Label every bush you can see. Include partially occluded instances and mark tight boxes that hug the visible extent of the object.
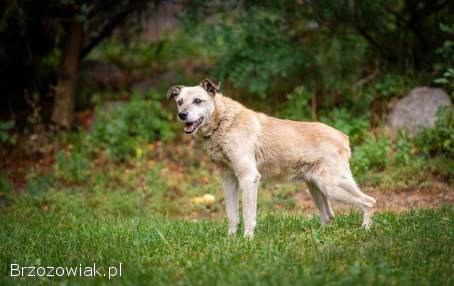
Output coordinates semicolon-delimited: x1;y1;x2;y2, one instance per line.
91;94;175;161
0;175;13;193
415;106;454;158
351;135;391;178
89;38;165;75
392;134;413;166
0;120;16;144
54;148;89;184
319;108;369;145
279;86;312;121
433;23;454;96
210;8;307;97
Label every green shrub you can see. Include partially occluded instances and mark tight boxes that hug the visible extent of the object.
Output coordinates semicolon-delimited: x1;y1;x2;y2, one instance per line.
0;120;16;144
211;9;307;97
89;33;204;79
319;108;369;145
381;155;454;188
89;38;165;75
54;148;89;184
433;23;454;96
279;86;312;121
279;88;370;145
392;134;413;166
415;106;454;157
351;136;391;178
26;175;53;195
91;94;175;161
371;74;409;101
0;175;13;193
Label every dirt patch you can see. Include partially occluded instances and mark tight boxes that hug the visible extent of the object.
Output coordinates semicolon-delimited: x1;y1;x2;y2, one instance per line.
297;182;454;215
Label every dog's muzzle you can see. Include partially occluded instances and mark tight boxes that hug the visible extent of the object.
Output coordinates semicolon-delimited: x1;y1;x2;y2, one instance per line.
184;117;203;134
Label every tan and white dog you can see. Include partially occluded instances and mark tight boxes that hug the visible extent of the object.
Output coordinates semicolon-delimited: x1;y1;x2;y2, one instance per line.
167;79;376;238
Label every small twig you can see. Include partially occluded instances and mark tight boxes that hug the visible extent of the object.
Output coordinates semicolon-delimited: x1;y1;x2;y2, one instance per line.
353;70;379;88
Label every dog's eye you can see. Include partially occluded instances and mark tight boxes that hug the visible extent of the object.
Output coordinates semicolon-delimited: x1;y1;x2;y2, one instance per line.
193;98;202;104
177;99;183;106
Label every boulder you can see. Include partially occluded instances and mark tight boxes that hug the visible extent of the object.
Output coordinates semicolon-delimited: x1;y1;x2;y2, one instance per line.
388;87;452;136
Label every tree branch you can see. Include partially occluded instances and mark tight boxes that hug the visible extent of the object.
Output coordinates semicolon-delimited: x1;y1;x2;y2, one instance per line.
80;8;133;59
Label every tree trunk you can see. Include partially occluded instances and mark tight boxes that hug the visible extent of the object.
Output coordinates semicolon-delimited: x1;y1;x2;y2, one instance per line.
311;93;317;121
52;22;83;128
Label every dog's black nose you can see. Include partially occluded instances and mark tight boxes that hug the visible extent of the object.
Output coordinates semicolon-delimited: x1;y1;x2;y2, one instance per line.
178;112;188;120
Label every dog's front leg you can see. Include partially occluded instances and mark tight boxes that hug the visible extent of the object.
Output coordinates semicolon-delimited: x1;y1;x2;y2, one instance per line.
237;165;261;239
221;169;239;236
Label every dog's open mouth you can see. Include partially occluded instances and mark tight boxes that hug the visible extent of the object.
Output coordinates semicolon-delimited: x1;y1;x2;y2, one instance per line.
184;117;203;134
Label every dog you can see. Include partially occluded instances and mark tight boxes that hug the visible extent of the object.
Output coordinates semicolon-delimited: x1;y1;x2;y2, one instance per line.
167;79;376;238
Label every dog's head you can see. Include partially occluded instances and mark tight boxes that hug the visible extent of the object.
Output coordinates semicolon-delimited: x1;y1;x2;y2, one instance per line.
167;79;220;135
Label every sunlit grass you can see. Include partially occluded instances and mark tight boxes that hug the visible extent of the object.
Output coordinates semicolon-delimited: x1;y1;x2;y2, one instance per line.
1;189;453;285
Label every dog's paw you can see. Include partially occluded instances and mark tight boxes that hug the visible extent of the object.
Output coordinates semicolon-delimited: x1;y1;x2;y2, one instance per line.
361;221;372;230
243;229;254;239
228;227;237;236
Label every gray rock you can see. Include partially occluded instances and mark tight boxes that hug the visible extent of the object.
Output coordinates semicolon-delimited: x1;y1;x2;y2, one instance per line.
388;87;452;136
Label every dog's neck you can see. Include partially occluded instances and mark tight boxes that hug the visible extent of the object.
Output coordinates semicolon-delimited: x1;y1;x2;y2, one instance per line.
201;93;241;139
201;93;224;139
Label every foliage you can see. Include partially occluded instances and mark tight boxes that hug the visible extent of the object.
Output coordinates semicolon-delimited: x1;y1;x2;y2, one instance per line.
181;0;452;100
90;38;166;76
351;135;391;177
313;34;367;93
0;120;16;144
0;0;153;122
25;175;53;196
0;174;13;193
392;134;413;166
279;86;312;121
90;31;209;79
91;94;175;161
415;106;454;157
433;23;454;96
381;156;454;188
319;108;369;145
311;0;453;69
198;6;307;96
54;148;89;184
370;74;410;101
180;1;370;97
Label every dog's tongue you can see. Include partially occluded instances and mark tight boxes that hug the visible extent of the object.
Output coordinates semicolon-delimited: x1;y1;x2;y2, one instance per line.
184;122;195;132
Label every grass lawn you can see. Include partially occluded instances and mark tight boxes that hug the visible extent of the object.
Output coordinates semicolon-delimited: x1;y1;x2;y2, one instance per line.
1;190;453;285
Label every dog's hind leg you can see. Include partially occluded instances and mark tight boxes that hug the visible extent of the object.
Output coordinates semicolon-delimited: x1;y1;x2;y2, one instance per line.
338;176;376;228
313;172;376;229
221;168;240;236
307;182;335;224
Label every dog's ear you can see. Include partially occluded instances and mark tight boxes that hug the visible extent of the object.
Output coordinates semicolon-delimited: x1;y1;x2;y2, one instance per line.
200;78;221;96
166;85;183;100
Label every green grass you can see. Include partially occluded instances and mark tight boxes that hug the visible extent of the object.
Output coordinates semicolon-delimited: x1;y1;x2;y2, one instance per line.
1;190;453;285
1;128;453;285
